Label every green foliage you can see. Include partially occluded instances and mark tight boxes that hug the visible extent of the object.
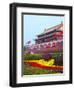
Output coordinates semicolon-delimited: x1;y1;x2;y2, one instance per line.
52;53;59;59
23;64;59;75
53;53;63;66
24;54;42;60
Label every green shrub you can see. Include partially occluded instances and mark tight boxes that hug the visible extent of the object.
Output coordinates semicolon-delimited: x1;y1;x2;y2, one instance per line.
24;54;42;60
53;53;63;66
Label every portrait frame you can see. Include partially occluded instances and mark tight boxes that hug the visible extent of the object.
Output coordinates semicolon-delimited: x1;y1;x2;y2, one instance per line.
10;3;72;87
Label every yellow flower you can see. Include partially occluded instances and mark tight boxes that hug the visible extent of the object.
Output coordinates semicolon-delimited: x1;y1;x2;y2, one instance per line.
24;59;55;66
36;59;54;66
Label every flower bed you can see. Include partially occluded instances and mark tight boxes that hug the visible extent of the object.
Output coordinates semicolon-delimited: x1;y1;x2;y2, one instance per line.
24;62;63;70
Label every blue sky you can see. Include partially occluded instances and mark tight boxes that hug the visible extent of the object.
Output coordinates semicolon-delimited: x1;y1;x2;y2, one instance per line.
23;14;64;45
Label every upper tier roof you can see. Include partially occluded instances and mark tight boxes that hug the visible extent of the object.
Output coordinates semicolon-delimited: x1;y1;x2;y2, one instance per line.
37;22;63;37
